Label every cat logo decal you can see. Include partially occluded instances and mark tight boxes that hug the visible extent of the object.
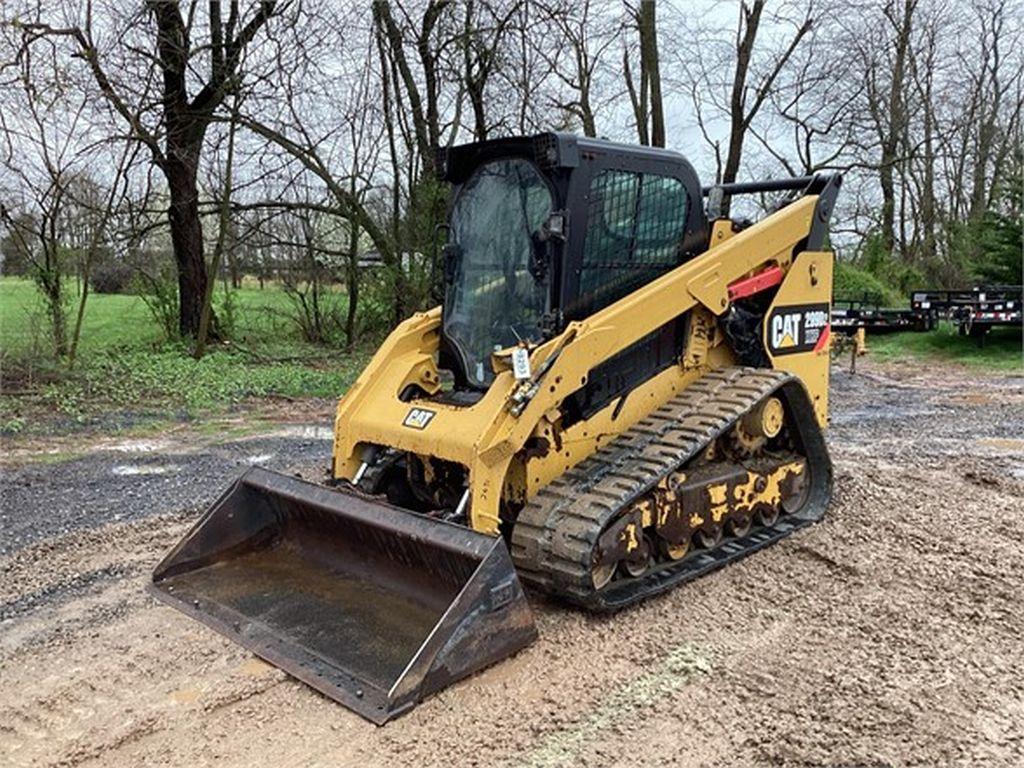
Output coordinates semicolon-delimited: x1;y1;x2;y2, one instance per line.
766;303;830;356
402;407;436;430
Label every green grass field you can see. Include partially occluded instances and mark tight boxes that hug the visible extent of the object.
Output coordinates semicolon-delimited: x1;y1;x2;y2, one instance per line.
0;277;368;434
865;322;1022;372
0;275;314;355
1;276;160;355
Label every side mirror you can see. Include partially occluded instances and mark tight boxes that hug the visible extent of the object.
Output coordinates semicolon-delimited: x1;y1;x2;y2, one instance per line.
529;210;566;283
540;211;567;242
529;232;551;283
442;242;461;284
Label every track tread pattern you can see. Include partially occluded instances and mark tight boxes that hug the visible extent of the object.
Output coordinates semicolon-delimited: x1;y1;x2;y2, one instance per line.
510;366;831;611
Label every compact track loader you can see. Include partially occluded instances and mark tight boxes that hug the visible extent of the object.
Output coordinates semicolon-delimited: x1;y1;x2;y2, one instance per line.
152;134;840;723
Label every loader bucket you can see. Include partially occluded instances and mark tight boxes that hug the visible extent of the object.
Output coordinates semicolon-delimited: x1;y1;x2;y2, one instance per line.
150;467;537;724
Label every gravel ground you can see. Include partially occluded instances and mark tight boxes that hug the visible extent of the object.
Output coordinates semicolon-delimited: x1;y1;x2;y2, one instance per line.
0;426;333;557
1;359;1022;768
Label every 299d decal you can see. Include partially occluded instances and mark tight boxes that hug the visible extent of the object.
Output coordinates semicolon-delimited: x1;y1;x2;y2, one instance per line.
765;303;831;356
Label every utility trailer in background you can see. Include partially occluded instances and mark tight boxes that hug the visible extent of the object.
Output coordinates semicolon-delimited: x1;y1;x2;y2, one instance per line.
831;292;934;336
910;285;1022;342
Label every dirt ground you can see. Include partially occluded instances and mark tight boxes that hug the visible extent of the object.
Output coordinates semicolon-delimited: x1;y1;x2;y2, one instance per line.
2;359;1023;768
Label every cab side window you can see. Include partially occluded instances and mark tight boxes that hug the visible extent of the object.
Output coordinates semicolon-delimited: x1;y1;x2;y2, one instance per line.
573;170;688;317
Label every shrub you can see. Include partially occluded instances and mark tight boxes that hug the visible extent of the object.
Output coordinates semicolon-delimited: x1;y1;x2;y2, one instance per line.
90;261;135;294
134;268;180;341
857;231;925;297
833;260;904;306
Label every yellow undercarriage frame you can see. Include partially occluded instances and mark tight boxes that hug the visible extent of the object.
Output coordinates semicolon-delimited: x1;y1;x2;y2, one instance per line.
333;196;833;536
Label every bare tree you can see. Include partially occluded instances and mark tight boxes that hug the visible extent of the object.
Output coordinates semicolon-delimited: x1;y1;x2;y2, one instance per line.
679;0;814;216
747;23;863;177
864;0;917;255
459;1;523;140
962;0;1023;223
722;2;814;189
535;0;620;136
904;4;941;268
373;1;449;164
624;0;665;146
0;39;91;358
497;2;556;134
9;1;286;338
65;143;139;366
194;93;240;359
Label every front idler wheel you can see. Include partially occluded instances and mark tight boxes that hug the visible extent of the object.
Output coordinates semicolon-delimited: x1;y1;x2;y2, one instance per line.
781;472;810;515
591;551;617;590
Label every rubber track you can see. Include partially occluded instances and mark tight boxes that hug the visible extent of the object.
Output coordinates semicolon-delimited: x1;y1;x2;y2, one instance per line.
510;366;832;611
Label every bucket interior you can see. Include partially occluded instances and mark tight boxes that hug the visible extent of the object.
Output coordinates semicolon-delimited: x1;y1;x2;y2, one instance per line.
151;470;520;720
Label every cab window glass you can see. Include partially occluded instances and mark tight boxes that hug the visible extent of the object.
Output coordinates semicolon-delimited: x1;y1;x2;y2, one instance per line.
574;170;688;316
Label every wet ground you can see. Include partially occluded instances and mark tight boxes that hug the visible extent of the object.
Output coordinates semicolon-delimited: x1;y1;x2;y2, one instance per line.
1;359;1023;767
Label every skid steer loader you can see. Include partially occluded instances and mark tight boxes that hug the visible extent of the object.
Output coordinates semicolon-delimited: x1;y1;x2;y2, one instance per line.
152;134;840;723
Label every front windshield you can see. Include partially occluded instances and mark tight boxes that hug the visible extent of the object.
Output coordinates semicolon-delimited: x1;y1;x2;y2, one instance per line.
445;158;552;388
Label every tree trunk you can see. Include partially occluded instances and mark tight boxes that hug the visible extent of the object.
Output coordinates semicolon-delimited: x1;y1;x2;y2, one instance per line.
919;111;936;266
226;225;242;288
720;0;765;215
164;152;208;339
579;81;597;137
879;162;897;254
195;103;237;360
638;0;664;147
470;88;488;141
623;48;648;145
346;218;360;349
879;0;915;256
44;274;67;359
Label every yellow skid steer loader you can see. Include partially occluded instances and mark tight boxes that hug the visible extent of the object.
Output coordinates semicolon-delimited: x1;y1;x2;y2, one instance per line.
152;134;840;723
